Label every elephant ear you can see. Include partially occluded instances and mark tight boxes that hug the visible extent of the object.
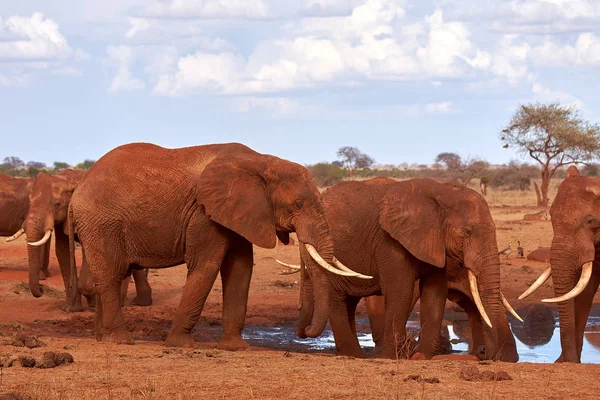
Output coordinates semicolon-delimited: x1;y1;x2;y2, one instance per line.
379;190;446;268
197;156;277;249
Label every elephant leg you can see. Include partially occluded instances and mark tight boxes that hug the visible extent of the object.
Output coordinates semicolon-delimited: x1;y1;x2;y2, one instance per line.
418;265;447;359
573;271;600;359
329;293;364;357
366;295;385;354
85;247;132;344
217;237;252;351
452;295;485;357
131;268;153;306
55;228;83;312
41;236;51;279
380;258;418;359
166;221;228;348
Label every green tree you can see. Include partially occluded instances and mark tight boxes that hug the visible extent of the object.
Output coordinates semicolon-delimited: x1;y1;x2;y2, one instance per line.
53;161;71;171
500;102;600;207
435;152;489;186
307;163;347;187
75;159;96;170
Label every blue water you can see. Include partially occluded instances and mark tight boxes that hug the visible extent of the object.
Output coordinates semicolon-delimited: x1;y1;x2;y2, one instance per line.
242;310;600;363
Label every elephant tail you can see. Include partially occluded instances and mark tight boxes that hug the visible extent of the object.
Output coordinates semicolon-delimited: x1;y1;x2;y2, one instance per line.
67;203;79;307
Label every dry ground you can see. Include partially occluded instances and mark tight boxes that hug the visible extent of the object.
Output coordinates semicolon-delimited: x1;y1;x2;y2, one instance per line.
1;181;600;399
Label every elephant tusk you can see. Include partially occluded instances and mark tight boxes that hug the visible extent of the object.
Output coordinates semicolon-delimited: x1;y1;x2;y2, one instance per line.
542;261;593;303
275;259;301;270
304;244;373;279
27;230;52;247
5;228;25;242
279;269;301;275
501;292;523;323
332;256;373;280
468;270;493;328
518;267;552;300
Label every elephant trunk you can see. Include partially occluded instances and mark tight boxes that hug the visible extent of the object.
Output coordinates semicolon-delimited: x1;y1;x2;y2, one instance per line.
25;213;54;298
295;212;334;339
549;237;583;362
477;246;502;360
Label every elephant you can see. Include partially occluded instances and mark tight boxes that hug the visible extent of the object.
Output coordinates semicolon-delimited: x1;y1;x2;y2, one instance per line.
520;166;600;362
19;169;153;311
292;177;519;359
1;172;52;279
66;142;354;349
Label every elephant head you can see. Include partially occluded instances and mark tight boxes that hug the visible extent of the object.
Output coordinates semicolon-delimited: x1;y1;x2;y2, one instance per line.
196;153;360;337
25;169;84;298
521;166;600;362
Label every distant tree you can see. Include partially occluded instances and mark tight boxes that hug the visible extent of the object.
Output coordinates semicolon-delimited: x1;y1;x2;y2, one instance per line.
435;152;489;186
3;156;24;170
26;161;46;169
500;102;600;207
336;146;374;177
53;161;71;171
582;163;600;177
331;160;344;168
27;167;42;178
75;159;96;170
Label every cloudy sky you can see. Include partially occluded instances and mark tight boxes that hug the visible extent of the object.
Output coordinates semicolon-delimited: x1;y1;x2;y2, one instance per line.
1;0;599;167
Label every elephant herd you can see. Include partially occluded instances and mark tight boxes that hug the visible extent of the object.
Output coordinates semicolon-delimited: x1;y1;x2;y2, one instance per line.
0;142;598;363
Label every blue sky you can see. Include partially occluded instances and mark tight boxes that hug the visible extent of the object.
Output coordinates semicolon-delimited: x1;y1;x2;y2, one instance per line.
1;0;599;167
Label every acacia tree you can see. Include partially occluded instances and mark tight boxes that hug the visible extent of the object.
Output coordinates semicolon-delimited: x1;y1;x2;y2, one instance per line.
500;102;600;207
435;152;489;186
336;146;374;177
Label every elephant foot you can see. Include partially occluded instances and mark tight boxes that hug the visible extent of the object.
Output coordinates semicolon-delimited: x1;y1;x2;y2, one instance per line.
165;333;197;348
131;295;153;307
217;336;249;351
39;271;47;281
42;267;51;278
101;329;134;345
60;299;84;313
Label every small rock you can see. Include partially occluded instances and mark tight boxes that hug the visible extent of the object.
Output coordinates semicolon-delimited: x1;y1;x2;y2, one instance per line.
422;377;440;384
494;371;513;381
273;280;296;288
459;365;480;381
36;352;57;369
10;334;44;349
53;352;74;366
17;356;36;368
404;375;421;382
479;371;496;381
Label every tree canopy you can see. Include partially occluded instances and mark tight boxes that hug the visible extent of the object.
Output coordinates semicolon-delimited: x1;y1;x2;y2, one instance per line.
434;152;489;186
336;146;374;176
500;102;600;206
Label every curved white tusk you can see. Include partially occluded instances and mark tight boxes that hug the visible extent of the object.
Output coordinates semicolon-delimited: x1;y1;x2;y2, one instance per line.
518;267;552;300
501;292;523;323
468;270;493;328
304;244;373;279
5;228;25;242
332;256;373;280
542;261;593;303
279;269;301;275
27;230;52;247
275;259;301;270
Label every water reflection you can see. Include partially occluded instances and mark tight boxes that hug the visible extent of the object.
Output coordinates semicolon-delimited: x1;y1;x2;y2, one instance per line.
241;304;600;363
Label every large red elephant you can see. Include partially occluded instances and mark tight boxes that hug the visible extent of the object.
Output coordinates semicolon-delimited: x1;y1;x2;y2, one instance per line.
67;142;356;349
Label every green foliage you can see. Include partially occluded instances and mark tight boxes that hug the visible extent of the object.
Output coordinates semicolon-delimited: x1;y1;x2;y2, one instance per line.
582;163;600;177
434;152;489;186
486;161;538;191
75;159;96;170
336;146;375;175
307;163;348;187
53;161;71;171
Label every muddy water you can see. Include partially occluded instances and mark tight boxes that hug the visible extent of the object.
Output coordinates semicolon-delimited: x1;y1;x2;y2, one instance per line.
242;305;600;363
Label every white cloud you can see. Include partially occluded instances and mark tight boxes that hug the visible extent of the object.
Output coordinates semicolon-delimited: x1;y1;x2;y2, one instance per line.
234;96;299;116
153;52;244;96
0;13;72;60
107;46;145;93
301;0;355;17
426;101;453;114
530;33;600;67
125;17;150;38
0;73;28;86
145;0;270;20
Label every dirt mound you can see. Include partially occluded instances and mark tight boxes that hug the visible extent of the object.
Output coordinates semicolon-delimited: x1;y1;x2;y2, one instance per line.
527;247;551;262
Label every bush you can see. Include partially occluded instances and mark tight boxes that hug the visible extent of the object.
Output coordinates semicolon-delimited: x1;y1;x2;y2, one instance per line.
307;163;347;187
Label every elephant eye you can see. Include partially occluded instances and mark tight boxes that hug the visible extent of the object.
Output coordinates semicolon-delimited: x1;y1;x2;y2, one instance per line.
294;199;304;210
587;218;595;225
464;227;473;236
